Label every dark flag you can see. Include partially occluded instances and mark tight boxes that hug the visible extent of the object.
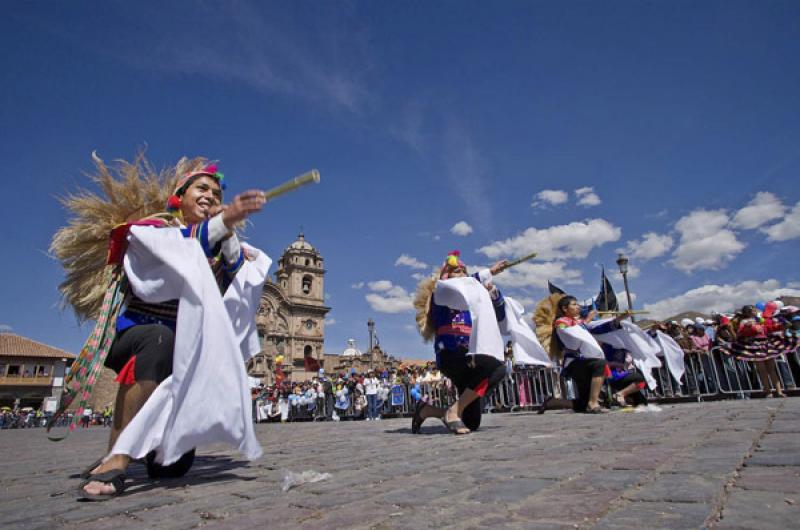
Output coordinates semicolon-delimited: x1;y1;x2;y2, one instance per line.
595;268;618;312
548;281;565;295
304;355;321;373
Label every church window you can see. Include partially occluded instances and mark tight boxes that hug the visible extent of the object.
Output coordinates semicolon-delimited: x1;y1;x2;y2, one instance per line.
302;275;313;294
304;345;313;357
7;365;19;376
305;258;310;266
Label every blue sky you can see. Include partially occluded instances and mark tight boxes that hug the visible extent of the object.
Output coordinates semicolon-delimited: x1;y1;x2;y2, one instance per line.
2;1;799;360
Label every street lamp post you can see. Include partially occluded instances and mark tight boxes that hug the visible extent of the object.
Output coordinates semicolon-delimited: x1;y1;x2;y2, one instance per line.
616;253;635;322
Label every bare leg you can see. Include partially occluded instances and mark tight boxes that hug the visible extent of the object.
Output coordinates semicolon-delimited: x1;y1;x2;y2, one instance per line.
755;362;774;396
613;382;640;406
765;359;785;397
83;380;158;496
588;375;604;410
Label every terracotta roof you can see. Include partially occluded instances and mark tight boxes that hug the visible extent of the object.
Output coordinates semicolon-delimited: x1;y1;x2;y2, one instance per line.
0;333;76;359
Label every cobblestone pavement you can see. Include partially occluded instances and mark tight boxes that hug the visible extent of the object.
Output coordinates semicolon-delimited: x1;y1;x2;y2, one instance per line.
2;398;799;529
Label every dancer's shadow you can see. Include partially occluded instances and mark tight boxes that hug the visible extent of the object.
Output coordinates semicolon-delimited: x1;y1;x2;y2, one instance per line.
124;455;256;495
384;424;502;435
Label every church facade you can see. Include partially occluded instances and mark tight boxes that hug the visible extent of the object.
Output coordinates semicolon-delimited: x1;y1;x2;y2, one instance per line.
248;233;331;383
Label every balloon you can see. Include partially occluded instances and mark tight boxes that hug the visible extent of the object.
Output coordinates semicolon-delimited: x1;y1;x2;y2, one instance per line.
275;355;284;364
755;302;766;311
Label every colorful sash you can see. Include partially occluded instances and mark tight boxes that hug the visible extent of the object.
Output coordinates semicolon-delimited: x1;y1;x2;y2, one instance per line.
46;266;127;440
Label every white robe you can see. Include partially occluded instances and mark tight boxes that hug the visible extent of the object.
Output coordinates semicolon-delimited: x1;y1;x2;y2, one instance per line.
556;324;606;360
590;319;662;390
433;275;504;362
654;331;686;383
109;226;270;465
500;297;551;367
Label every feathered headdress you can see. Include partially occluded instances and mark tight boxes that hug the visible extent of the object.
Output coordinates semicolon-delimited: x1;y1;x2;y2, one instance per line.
50;150;211;321
533;292;565;360
414;276;438;342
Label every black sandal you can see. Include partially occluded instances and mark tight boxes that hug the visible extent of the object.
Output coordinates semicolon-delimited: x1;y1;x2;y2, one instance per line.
77;469;127;501
586;406;607;414
411;401;426;434
79;457;105;480
442;418;470;434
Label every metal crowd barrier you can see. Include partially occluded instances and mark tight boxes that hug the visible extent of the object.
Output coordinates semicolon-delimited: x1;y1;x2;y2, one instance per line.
253;346;800;423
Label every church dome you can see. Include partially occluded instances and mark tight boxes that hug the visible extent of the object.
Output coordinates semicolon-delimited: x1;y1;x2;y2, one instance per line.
287;232;314;252
342;339;362;357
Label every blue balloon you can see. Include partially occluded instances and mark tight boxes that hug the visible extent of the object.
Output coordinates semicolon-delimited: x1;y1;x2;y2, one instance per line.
755;302;766;311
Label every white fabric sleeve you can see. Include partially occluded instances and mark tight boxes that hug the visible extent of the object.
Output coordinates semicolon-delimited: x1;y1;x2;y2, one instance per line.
208;214;242;264
477;268;493;285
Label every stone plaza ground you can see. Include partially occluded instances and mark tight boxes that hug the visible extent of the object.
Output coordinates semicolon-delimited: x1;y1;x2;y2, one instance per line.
1;398;799;529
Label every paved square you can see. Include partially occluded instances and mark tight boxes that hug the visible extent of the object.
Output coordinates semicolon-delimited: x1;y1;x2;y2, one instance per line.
2;399;798;529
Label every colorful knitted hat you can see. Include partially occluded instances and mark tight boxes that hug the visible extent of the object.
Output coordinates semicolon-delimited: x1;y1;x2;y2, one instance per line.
166;163;226;214
439;250;467;279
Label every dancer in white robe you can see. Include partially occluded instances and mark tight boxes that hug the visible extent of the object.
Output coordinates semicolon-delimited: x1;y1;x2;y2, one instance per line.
79;164;268;500
411;251;509;435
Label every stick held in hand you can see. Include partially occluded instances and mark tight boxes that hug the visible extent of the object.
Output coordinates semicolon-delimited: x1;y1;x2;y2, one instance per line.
262;169;321;201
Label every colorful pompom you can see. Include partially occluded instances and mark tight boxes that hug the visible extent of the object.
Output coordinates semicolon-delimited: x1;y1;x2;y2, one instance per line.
166;194;182;212
447;255;459;267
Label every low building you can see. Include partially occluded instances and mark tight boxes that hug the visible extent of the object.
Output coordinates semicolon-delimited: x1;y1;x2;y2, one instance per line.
0;332;75;410
322;319;403;377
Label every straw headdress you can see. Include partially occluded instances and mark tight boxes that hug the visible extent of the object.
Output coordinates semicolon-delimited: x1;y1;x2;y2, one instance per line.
50;150;210;321
413;276;437;342
533;292;565;361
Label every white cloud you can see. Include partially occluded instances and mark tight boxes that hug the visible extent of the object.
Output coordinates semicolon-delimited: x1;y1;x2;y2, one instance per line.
395;254;428;270
730;192;786;230
643;279;800;320
624;232;674;260
617;292;638;311
0;324;12;333
761;201;800;242
491;261;584;290
324;318;336;326
351;282;365;289
365;281;414;313
450;221;474;236
575;186;601;207
532;189;568;208
478;219;622;261
612;263;641;280
505;295;537;308
411;272;428;281
367;280;393;292
109;4;373;114
670;209;745;273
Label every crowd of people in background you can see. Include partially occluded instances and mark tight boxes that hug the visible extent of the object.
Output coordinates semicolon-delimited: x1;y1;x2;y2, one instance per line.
649;300;800;397
4;301;798;430
252;363;452;423
0;405;114;429
253;299;800;423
